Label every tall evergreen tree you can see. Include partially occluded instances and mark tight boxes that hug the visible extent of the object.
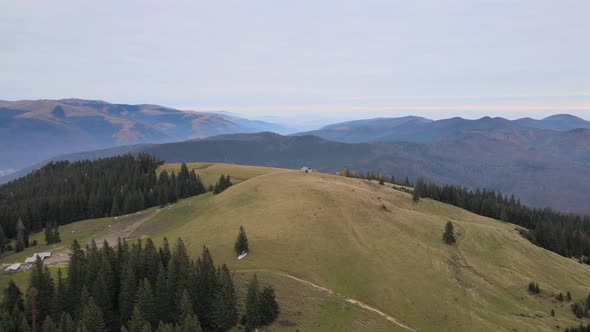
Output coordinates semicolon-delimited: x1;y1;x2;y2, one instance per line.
245;275;262;328
212;265;238;330
15;218;28;252
80;296;106;332
30;256;55;325
44;224;54;245
136;279;156;327
66;240;86;317
3;279;24;313
259;286;279;325
41;315;58;332
234;225;249;256
119;260;138;324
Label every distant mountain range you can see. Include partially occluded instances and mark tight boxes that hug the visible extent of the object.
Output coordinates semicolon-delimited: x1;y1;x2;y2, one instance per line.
297;114;590;143
6;127;590;214
2;99;589;213
0;99;286;170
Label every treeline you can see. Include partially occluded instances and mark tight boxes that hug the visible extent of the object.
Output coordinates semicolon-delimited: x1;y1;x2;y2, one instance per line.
0;155;206;240
412;179;590;260
338;169;413;187
0;237;278;331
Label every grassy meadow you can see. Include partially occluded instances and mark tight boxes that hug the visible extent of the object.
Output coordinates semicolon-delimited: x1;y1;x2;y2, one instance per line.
2;163;590;331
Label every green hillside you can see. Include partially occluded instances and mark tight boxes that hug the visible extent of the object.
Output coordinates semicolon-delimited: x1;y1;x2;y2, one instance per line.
2;163;590;331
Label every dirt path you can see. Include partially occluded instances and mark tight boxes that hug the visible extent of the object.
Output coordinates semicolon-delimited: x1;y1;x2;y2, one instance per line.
44;210;160;267
234;269;416;332
94;209;160;246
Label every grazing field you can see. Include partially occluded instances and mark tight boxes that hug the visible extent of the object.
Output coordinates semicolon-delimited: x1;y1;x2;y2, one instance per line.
3;163;590;331
157;162;284;187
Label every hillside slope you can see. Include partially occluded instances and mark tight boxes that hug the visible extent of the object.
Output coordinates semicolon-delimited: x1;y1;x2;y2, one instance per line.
139;167;590;331
3;164;590;331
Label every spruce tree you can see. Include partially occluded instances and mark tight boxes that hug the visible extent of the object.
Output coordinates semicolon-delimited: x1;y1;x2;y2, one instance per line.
52;223;61;243
177;314;202;332
127;306;149;332
30;256;55;324
41;315;58;332
91;270;112;326
119;259;138;324
154;264;172;323
234;225;249;256
245;275;262;328
80;296;106;332
16;217;28;252
58;312;76;332
177;290;194;322
443;221;456;244
0;226;6;253
212;265;238;331
259;286;279;325
44;224;54;245
3;279;24;313
136;279;156;327
67;240;86;317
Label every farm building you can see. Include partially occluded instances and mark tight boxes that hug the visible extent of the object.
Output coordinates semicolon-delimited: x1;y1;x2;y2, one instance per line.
301;166;313;173
24;252;52;264
4;263;21;272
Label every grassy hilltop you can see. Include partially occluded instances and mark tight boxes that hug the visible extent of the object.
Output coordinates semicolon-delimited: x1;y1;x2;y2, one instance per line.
2;162;590;331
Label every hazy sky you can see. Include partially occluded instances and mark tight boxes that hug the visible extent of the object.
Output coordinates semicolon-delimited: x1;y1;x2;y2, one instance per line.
2;0;590;125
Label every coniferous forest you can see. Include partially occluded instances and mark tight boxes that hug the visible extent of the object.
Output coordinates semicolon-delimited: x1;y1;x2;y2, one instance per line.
0;237;279;332
0;155;206;241
412;179;590;260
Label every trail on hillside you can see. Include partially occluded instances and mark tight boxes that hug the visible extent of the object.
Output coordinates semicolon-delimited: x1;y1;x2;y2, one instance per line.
95;209;161;246
234;269;416;332
44;209;160;266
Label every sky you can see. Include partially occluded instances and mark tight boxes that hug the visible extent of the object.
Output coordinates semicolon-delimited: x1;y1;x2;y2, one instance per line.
2;0;590;127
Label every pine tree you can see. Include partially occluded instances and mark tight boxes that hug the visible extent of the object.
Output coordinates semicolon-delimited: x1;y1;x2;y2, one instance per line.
136;279;156;327
0;226;6;253
30;256;55;324
212;265;238;331
234;225;249;256
44;224;54;245
52;223;61;243
245;275;262;328
3;279;24;313
443;221;456;244
20;315;31;332
177;314;202;332
177;290;194;322
158;237;171;269
155;321;174;332
80;296;106;332
67;240;86;318
111;196;121;217
154;263;172;323
127;306;149;332
259;286;279;325
119;260;138;324
53;269;66;320
412;188;420;202
58;312;76;332
16;217;28;252
41;315;58;332
91;270;112;326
